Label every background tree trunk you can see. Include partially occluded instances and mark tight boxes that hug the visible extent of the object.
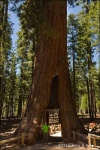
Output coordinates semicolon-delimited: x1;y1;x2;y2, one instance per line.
19;1;85;145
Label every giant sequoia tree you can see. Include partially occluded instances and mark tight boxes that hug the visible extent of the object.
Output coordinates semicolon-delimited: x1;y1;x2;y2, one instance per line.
18;0;85;144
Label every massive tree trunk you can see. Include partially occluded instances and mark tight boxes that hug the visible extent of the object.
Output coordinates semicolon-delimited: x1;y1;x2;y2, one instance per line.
19;1;85;145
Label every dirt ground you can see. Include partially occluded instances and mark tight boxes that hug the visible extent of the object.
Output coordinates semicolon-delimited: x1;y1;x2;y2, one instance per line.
0;119;100;150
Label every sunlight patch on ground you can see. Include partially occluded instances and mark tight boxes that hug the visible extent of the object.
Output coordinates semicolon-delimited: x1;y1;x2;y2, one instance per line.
50;131;62;137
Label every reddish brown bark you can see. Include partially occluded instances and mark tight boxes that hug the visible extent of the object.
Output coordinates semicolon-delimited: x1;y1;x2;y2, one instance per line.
19;1;85;145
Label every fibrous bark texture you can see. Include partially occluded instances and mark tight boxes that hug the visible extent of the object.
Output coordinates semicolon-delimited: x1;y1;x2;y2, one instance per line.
19;1;85;145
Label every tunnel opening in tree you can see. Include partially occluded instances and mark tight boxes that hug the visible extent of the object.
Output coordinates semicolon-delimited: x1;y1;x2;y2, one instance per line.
44;75;59;124
48;75;59;109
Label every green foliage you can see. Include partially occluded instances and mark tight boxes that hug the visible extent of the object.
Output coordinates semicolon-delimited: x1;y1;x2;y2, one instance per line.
0;0;13;118
67;1;100;114
16;26;34;117
2;51;18;116
80;94;88;109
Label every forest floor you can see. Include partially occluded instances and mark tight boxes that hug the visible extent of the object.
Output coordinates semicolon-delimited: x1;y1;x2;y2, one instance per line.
0;118;100;150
